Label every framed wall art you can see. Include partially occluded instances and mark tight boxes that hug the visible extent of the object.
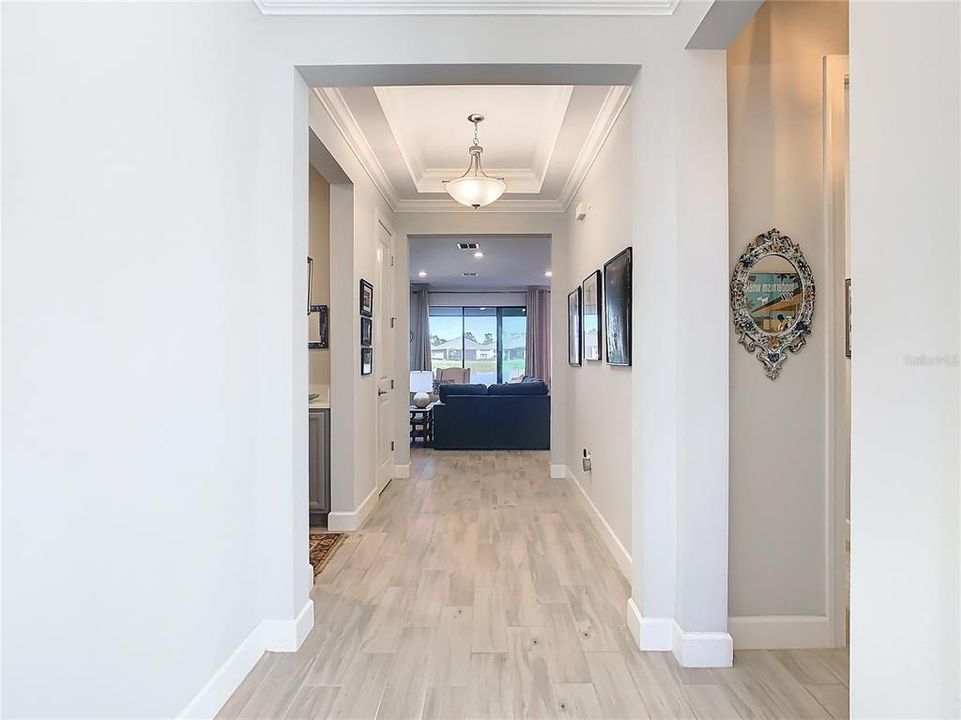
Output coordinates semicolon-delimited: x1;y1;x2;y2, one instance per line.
361;316;372;348
361;347;373;376
359;279;373;318
730;228;815;380
309;304;328;349
604;247;632;366
568;287;582;367
582;270;602;361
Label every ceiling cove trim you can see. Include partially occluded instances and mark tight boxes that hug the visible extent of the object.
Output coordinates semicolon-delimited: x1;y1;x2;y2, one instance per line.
256;0;678;15
395;198;566;213
372;85;572;194
557;84;631;210
314;85;630;213
313;87;400;209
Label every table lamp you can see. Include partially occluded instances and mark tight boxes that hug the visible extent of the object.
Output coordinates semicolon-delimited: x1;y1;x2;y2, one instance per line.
410;371;434;409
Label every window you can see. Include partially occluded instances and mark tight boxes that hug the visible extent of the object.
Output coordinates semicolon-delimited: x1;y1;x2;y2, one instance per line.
429;306;527;385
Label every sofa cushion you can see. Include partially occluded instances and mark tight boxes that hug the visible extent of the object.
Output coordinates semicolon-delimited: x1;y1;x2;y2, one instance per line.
438;383;488;402
488;381;548;396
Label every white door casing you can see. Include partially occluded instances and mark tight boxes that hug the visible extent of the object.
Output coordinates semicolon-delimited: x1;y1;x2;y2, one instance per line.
375;214;395;494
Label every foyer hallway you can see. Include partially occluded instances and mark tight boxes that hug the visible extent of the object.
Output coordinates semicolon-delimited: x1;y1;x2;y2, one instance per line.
218;451;849;719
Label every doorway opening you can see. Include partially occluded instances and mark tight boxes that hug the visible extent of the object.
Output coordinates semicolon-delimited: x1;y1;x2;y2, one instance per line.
408;234;553;453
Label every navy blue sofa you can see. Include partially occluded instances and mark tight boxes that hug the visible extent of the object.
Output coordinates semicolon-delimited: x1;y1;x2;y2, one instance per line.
432;381;550;450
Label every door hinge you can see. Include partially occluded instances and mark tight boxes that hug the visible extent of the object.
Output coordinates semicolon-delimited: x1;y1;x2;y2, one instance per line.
390;379;395;389
391;316;396;328
390;441;395;451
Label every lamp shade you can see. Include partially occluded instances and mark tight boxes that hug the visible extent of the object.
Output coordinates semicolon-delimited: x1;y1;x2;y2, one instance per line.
445;175;506;209
410;370;434;394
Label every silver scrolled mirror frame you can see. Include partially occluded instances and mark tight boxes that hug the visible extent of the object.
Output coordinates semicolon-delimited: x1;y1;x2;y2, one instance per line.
730;228;815;380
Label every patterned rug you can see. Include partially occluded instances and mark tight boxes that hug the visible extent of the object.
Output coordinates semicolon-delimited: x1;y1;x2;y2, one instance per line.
309;532;346;577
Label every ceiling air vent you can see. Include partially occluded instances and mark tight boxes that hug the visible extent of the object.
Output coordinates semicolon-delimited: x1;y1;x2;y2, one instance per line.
456;242;480;250
462;272;478;277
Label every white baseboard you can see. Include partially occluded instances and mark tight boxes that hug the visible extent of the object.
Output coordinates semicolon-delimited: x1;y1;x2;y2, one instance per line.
626;598;642;646
394;463;411;479
261;598;315;651
549;463;567;479
300;562;314;600
328;484;378;531
178;598;315;719
178;622;266;720
728;615;834;650
565;468;631;581
672;621;733;668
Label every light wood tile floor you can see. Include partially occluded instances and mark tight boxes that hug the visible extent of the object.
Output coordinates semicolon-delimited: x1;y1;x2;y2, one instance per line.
218;450;849;720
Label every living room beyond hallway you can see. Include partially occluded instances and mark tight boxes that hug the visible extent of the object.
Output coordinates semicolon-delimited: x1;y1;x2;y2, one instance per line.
408;235;552;452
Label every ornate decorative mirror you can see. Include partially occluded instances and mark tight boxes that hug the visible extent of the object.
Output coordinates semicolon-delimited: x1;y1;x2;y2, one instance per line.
731;228;814;380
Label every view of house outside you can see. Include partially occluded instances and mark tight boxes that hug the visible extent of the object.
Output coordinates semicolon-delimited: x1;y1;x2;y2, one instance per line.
429;307;527;385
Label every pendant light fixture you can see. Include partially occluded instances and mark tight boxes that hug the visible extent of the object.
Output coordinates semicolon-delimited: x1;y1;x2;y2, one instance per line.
444;114;506;209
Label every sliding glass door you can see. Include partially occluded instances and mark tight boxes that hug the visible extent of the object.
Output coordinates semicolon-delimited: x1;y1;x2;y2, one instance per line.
463;308;498;385
428;306;527;385
499;307;527;383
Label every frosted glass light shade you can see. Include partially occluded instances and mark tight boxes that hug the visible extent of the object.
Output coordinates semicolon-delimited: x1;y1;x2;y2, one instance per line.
445;176;506;209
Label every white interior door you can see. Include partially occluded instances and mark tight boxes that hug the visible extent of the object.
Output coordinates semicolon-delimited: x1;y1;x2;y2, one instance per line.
375;218;394;494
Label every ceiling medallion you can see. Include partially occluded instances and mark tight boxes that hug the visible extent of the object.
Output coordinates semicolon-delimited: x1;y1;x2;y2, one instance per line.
443;114;506;209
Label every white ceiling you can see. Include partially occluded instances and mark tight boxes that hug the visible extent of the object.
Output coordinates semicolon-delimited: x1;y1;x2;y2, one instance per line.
409;235;552;288
258;0;678;16
315;83;630;212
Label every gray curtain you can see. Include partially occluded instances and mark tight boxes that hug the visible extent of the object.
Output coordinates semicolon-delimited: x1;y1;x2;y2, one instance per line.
525;287;551;385
410;284;432;371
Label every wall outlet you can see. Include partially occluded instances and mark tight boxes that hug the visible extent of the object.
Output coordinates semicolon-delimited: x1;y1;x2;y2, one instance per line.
582;448;592;473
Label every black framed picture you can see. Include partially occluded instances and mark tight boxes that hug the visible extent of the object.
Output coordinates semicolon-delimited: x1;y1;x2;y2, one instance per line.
604;247;632;366
582;270;602;361
309;304;328;349
361;347;373;376
568;286;582;367
360;279;373;318
307;256;314;316
361;316;372;347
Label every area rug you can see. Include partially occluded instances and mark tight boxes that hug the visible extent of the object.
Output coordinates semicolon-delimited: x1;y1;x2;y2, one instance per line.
309;532;346;576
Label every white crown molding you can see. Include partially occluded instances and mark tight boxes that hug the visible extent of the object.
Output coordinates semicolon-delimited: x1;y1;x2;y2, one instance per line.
557;84;631;210
312;87;400;209
256;0;678;16
394;197;566;213
531;85;574;184
315;84;630;213
373;85;572;194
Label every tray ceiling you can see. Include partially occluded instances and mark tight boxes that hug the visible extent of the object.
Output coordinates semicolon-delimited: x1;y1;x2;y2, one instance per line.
314;83;630;212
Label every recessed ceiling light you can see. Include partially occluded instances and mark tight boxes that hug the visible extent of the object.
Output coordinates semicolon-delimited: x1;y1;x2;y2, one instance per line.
545;270;553;278
456;242;479;250
473;251;484;258
462;272;477;277
418;270;427;277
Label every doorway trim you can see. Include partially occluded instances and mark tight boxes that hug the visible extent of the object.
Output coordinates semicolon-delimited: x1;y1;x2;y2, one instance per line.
823;53;851;649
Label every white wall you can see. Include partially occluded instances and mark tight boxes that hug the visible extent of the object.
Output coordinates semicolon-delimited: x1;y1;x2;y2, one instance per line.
628;0;732;666
427;290;529;307
726;0;848;635
3;4;265;716
2;2;740;715
849;1;960;716
563;100;634;558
